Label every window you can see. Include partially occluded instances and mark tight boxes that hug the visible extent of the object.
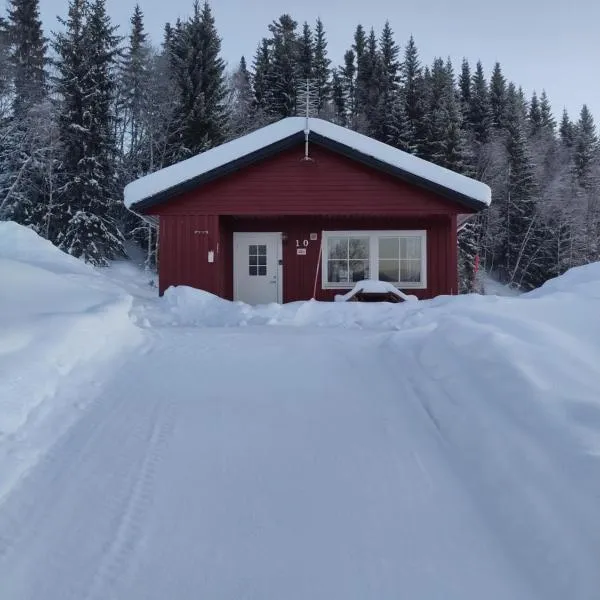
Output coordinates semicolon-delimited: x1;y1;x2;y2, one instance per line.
326;236;370;283
249;244;267;276
322;230;427;289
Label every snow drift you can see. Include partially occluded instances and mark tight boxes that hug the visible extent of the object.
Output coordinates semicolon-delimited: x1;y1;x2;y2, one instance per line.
0;222;140;443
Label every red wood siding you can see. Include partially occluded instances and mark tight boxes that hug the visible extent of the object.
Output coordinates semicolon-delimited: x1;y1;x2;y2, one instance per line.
146;142;467;299
148;144;472;218
158;215;220;295
219;216;453;301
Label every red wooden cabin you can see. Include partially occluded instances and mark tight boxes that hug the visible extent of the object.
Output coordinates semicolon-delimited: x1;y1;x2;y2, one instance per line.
125;118;490;303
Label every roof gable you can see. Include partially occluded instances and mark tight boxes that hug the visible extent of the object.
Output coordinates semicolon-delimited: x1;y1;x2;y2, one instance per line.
124;117;491;213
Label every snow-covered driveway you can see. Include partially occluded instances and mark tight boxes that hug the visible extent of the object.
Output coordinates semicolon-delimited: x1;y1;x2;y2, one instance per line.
1;323;599;600
1;223;600;600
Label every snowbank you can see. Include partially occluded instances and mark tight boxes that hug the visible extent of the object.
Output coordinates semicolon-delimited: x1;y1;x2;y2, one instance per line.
0;223;140;442
152;286;425;330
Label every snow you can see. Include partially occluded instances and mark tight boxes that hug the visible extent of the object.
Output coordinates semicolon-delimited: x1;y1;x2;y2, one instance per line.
1;222;600;600
334;278;419;302
124;117;491;209
0;223;141;498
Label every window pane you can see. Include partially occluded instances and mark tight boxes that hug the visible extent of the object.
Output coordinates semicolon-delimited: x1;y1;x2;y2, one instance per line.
258;266;267;276
258;255;267;266
328;237;348;259
249;255;257;266
249;266;257;276
258;245;267;256
379;238;399;259
401;237;421;259
400;260;421;282
349;237;369;259
379;259;399;282
249;245;257;255
349;260;369;282
328;260;349;282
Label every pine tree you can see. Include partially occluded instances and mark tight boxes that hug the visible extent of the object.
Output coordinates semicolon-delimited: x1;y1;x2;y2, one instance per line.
489;62;507;129
312;18;331;112
52;0;124;265
468;61;492;144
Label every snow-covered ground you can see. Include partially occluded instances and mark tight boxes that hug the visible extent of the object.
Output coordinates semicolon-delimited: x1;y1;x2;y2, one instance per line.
1;223;600;600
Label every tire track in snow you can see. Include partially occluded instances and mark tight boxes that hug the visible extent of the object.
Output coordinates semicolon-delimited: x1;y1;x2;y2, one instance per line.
83;387;177;600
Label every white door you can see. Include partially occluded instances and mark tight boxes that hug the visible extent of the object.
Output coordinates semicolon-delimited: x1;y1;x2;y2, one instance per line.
233;232;282;304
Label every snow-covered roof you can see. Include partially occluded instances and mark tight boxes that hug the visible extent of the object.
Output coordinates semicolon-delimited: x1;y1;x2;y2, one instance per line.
124;117;491;212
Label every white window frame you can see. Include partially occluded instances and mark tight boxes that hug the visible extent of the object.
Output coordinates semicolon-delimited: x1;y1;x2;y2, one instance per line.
321;230;427;290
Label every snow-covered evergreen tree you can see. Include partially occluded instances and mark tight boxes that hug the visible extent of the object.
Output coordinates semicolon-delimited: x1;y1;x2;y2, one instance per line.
468;61;492;145
52;0;124;265
168;1;227;160
312;18;330;113
489;62;507;130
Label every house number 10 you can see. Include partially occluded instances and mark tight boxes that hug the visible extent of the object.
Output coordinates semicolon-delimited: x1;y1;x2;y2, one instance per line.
296;239;309;248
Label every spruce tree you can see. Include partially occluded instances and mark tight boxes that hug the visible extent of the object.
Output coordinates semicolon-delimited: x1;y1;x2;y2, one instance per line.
266;14;299;118
401;36;427;155
539;91;555;132
169;1;227;159
297;21;313;81
528;91;542;136
370;21;400;143
573;104;597;186
8;0;47;117
458;58;471;116
468;61;492;144
559;108;575;147
0;0;49;229
500;89;542;288
252;38;272;115
229;56;256;136
53;0;124;265
489;62;507;129
355;27;379;124
120;4;152;175
312;18;331;112
331;68;346;125
340;49;356;124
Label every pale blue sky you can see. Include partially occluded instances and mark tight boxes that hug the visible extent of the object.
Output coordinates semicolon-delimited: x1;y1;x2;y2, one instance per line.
39;0;599;125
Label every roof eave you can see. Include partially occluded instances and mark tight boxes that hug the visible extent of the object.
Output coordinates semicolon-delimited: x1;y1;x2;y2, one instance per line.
129;131;306;213
309;133;487;212
129;130;488;214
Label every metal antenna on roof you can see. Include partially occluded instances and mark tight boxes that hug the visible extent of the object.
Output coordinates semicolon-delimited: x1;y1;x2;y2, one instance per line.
297;78;318;161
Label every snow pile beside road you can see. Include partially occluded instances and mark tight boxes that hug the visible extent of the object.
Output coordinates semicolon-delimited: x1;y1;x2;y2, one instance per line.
0;223;140;441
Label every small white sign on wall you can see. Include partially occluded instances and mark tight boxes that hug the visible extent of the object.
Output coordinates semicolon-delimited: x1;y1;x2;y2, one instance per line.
297;248;307;256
